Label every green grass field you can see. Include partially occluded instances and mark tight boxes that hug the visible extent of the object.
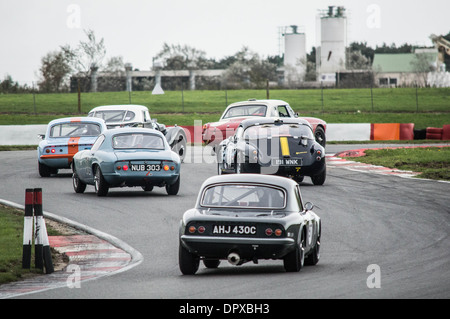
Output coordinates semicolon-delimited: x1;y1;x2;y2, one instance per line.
345;146;450;181
1;88;449;129
0;204;66;285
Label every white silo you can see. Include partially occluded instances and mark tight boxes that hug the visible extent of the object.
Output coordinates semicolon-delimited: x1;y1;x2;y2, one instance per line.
319;6;347;78
283;25;307;83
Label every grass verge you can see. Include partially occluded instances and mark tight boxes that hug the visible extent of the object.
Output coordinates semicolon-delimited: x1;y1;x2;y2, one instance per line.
344;146;450;181
0;204;68;285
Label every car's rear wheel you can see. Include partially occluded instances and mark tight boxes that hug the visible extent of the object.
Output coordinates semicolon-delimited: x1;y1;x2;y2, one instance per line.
166;176;180;195
38;162;53;177
314;126;326;147
172;134;186;163
179;242;199;275
283;230;305;272
311;165;326;185
94;167;109;197
72;170;86;194
305;229;321;266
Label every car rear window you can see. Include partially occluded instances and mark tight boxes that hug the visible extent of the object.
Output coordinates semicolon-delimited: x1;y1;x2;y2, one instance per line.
50;122;101;137
89;110;135;123
112;133;165;150
222;105;267;119
244;124;314;140
201;184;285;209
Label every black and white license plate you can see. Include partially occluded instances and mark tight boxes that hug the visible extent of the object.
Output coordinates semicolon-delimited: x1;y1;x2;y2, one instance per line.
212;224;257;235
271;158;302;166
131;164;161;171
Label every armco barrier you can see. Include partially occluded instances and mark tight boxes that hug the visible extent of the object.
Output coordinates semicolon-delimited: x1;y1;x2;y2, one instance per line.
325;123;371;142
0;123;448;145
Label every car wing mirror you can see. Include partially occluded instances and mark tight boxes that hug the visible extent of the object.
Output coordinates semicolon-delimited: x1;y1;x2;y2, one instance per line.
304;202;314;211
37;134;45;140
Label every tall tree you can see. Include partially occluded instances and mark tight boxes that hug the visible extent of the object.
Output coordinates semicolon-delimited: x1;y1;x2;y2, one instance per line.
221;47;277;88
61;29;107;90
0;75;30;93
155;43;211;70
410;52;436;86
38;50;72;92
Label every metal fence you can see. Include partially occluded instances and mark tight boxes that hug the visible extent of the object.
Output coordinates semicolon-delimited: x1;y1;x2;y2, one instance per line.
0;87;449;115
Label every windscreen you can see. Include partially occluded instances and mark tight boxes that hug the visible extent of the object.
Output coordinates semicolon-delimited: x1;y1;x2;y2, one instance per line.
244;123;314;140
201;184;285;209
50;122;101;137
89;110;135;123
222;105;267;119
112;133;165;150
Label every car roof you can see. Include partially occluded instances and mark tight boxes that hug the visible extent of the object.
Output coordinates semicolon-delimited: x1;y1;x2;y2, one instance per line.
238;117;311;129
227;99;289;108
200;174;297;190
102;127;164;138
47;117;106;126
89;105;149;112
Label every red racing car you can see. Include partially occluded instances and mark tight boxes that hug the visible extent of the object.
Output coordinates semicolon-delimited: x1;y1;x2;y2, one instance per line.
202;99;327;151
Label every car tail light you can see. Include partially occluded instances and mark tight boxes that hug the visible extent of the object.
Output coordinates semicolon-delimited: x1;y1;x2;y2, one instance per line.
45;149;50;153
170;166;175;171
123;165;129;171
51;149;56;153
265;228;273;236
163;165;169;171
275;229;282;236
198;226;205;234
189;226;196;233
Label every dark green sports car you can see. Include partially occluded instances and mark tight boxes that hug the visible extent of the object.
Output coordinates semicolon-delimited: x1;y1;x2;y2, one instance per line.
179;174;321;275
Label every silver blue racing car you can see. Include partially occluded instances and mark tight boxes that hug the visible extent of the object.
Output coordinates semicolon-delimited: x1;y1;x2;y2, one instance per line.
37;117;107;177
72;128;181;196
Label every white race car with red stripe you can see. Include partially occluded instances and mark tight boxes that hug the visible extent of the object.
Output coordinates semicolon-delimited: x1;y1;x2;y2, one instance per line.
37;117;107;177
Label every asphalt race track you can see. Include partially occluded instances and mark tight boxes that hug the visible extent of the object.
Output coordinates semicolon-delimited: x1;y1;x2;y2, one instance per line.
1;145;449;299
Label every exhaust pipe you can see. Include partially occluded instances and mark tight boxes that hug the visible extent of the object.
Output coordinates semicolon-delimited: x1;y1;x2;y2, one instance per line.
227;252;241;265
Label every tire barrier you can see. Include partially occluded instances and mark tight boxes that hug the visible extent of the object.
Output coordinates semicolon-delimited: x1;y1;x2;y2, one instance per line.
400;123;415;140
443;125;450;140
426;127;443;140
21;188;54;274
0;123;449;145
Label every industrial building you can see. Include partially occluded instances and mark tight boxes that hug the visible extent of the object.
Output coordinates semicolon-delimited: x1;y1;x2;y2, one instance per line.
70;5;449;92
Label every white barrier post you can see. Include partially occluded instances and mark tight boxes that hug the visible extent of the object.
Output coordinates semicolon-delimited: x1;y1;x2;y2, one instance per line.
22;189;34;269
33;188;54;274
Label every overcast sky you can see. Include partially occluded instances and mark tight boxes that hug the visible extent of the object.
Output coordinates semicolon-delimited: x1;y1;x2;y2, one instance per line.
1;0;449;84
